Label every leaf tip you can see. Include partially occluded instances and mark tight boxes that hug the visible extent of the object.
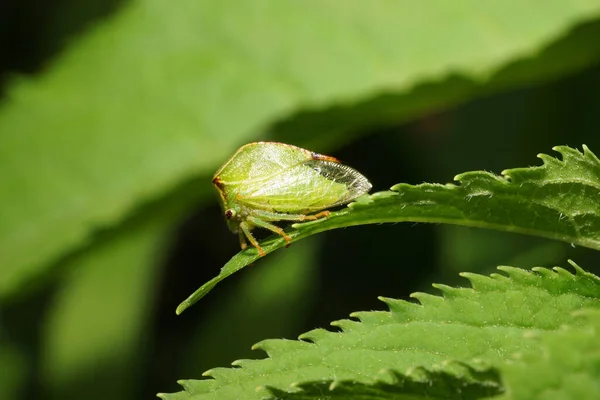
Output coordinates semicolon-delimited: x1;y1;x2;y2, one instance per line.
251;339;268;351
175;303;187;315
410;291;444;306
431;283;460;297
404;365;428;380
230;359;244;367
348;192;374;207
567;259;585;275
201;369;215;378
328;380;341;391
381;295;420;312
298;328;331;343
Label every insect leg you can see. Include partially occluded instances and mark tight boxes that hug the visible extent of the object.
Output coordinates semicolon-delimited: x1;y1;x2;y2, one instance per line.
301;210;330;221
246;216;292;245
239;221;266;256
250;209;330;222
238;231;248;250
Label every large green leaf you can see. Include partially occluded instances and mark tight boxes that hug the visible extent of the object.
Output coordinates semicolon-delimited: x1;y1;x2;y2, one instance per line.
160;262;600;399
2;1;600;300
496;309;600;400
265;365;502;400
178;145;600;312
264;312;600;399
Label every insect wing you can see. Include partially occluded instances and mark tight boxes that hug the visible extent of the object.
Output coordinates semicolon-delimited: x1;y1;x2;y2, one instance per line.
238;159;371;213
310;160;372;205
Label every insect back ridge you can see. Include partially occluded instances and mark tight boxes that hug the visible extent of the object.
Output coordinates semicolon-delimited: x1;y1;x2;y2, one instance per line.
214;142;311;184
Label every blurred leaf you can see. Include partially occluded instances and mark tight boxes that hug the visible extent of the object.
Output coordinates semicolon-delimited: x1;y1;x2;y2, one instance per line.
2;0;600;300
0;333;26;399
39;204;183;399
160;262;600;399
178;145;600;311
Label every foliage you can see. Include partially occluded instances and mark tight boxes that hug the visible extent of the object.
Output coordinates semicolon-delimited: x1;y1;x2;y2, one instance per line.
1;1;600;399
177;145;600;312
164;147;600;398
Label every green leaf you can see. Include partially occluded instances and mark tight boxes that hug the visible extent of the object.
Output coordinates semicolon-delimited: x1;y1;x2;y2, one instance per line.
265;365;502;400
496;309;600;400
160;262;600;399
3;0;600;300
178;145;600;311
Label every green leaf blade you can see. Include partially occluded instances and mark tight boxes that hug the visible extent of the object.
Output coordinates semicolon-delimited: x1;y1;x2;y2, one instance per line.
163;264;600;399
178;145;600;309
331;145;600;249
495;309;600;400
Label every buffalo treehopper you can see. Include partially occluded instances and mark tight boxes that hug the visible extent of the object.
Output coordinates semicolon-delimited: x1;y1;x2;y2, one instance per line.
213;142;372;256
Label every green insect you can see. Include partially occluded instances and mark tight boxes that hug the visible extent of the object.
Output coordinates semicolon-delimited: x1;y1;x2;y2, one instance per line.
213;142;372;256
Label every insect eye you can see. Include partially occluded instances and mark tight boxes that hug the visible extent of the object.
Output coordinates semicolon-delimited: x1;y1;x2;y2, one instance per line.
225;209;236;219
